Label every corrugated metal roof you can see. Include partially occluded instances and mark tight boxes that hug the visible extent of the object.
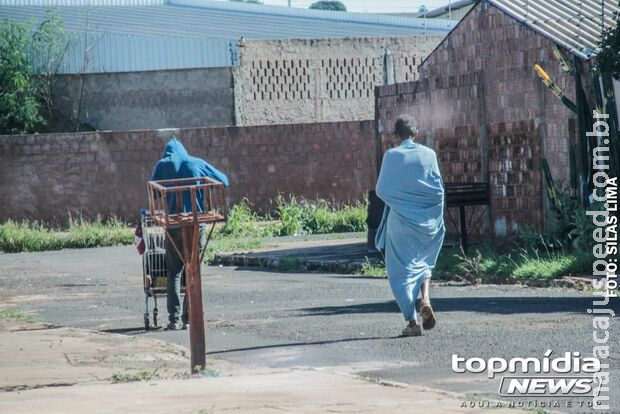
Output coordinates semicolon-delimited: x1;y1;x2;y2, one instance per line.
0;0;455;73
28;33;238;73
0;0;456;39
1;0;163;5
489;0;619;59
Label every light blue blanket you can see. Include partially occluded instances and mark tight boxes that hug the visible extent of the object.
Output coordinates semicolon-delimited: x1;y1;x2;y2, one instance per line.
375;139;445;321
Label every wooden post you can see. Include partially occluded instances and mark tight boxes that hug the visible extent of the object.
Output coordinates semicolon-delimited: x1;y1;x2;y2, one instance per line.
147;178;227;374
182;224;206;373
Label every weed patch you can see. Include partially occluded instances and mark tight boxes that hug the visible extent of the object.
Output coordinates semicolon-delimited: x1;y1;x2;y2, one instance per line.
193;365;220;378
0;309;39;323
360;258;387;277
111;370;158;383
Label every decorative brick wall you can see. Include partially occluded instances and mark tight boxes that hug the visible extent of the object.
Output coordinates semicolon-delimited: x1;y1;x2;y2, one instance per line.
376;3;593;235
237;36;444;126
0;121;376;223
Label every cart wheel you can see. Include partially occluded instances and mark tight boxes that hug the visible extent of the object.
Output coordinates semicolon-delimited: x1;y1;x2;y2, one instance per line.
144;313;150;330
153;307;158;327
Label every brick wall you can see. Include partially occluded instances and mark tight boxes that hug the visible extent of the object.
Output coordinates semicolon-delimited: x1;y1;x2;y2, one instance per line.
0;121;376;223
376;3;592;235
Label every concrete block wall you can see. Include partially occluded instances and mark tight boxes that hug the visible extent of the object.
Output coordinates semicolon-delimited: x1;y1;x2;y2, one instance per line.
376;3;591;235
52;67;235;131
237;36;444;126
0;121;376;223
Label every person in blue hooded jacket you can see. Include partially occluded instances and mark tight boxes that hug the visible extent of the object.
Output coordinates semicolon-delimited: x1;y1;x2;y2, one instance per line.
151;138;229;330
375;115;445;337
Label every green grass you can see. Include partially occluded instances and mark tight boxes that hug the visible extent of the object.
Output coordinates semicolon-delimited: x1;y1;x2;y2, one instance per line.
203;237;265;262
360;258;387;277
0;309;40;323
218;200;264;238
450;246;593;281
216;198;367;239
357;246;593;282
0;217;133;253
193;365;220;377
1;198;367;254
273;196;367;236
111;370;158;383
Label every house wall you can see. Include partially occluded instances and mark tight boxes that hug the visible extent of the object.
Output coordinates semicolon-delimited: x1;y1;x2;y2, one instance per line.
376;3;591;235
52;67;235;131
0;121;376;223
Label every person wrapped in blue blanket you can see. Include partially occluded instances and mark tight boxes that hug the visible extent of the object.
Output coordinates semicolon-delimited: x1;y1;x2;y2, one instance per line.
375;115;445;337
151;138;228;330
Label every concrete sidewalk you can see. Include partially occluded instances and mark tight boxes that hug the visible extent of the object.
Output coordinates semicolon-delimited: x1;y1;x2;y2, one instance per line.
0;317;525;414
215;236;378;272
214;235;594;288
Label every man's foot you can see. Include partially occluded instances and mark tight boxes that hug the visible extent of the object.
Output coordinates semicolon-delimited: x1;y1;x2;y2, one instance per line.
182;322;189;330
165;321;183;331
401;322;422;337
420;300;436;330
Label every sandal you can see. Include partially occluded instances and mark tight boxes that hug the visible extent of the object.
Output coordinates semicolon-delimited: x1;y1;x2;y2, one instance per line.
401;324;422;337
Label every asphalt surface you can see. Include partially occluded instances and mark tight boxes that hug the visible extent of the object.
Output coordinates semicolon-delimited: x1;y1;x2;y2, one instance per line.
1;245;618;413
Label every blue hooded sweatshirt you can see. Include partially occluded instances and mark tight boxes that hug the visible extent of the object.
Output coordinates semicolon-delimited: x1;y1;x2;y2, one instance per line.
151;138;229;214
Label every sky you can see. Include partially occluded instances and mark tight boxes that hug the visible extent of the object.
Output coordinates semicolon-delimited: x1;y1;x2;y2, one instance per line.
252;0;452;14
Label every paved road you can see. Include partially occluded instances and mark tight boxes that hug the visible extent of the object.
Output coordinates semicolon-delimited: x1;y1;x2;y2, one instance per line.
1;246;618;412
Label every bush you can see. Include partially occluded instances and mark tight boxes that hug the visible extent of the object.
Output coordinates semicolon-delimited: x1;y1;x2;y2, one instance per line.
596;19;620;79
218;199;261;237
309;0;346;11
0;19;43;134
0;11;72;134
273;196;367;236
274;196;308;236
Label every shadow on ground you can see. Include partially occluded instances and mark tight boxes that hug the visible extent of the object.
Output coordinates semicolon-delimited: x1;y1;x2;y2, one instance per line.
298;295;619;316
207;335;401;355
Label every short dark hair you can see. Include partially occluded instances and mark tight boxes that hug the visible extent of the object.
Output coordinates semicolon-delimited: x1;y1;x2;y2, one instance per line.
394;115;418;139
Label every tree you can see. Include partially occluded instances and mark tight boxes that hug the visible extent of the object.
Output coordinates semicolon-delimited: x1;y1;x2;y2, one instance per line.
309;1;347;11
0;19;43;134
0;12;71;135
418;5;428;14
596;18;620;79
31;10;73;126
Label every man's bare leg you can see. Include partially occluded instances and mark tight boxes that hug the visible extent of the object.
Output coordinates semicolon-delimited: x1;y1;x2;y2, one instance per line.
420;278;431;304
419;278;436;330
402;279;431;337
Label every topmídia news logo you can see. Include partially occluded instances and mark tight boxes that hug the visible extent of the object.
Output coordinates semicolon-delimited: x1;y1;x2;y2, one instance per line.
452;350;603;398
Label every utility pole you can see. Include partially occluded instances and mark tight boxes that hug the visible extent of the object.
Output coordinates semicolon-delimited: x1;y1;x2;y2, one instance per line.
288;0;291;7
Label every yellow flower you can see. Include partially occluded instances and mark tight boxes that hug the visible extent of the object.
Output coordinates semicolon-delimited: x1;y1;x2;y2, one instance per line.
534;64;551;82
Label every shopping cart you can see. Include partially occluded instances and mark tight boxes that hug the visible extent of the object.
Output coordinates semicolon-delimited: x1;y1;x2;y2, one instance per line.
141;210;185;330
